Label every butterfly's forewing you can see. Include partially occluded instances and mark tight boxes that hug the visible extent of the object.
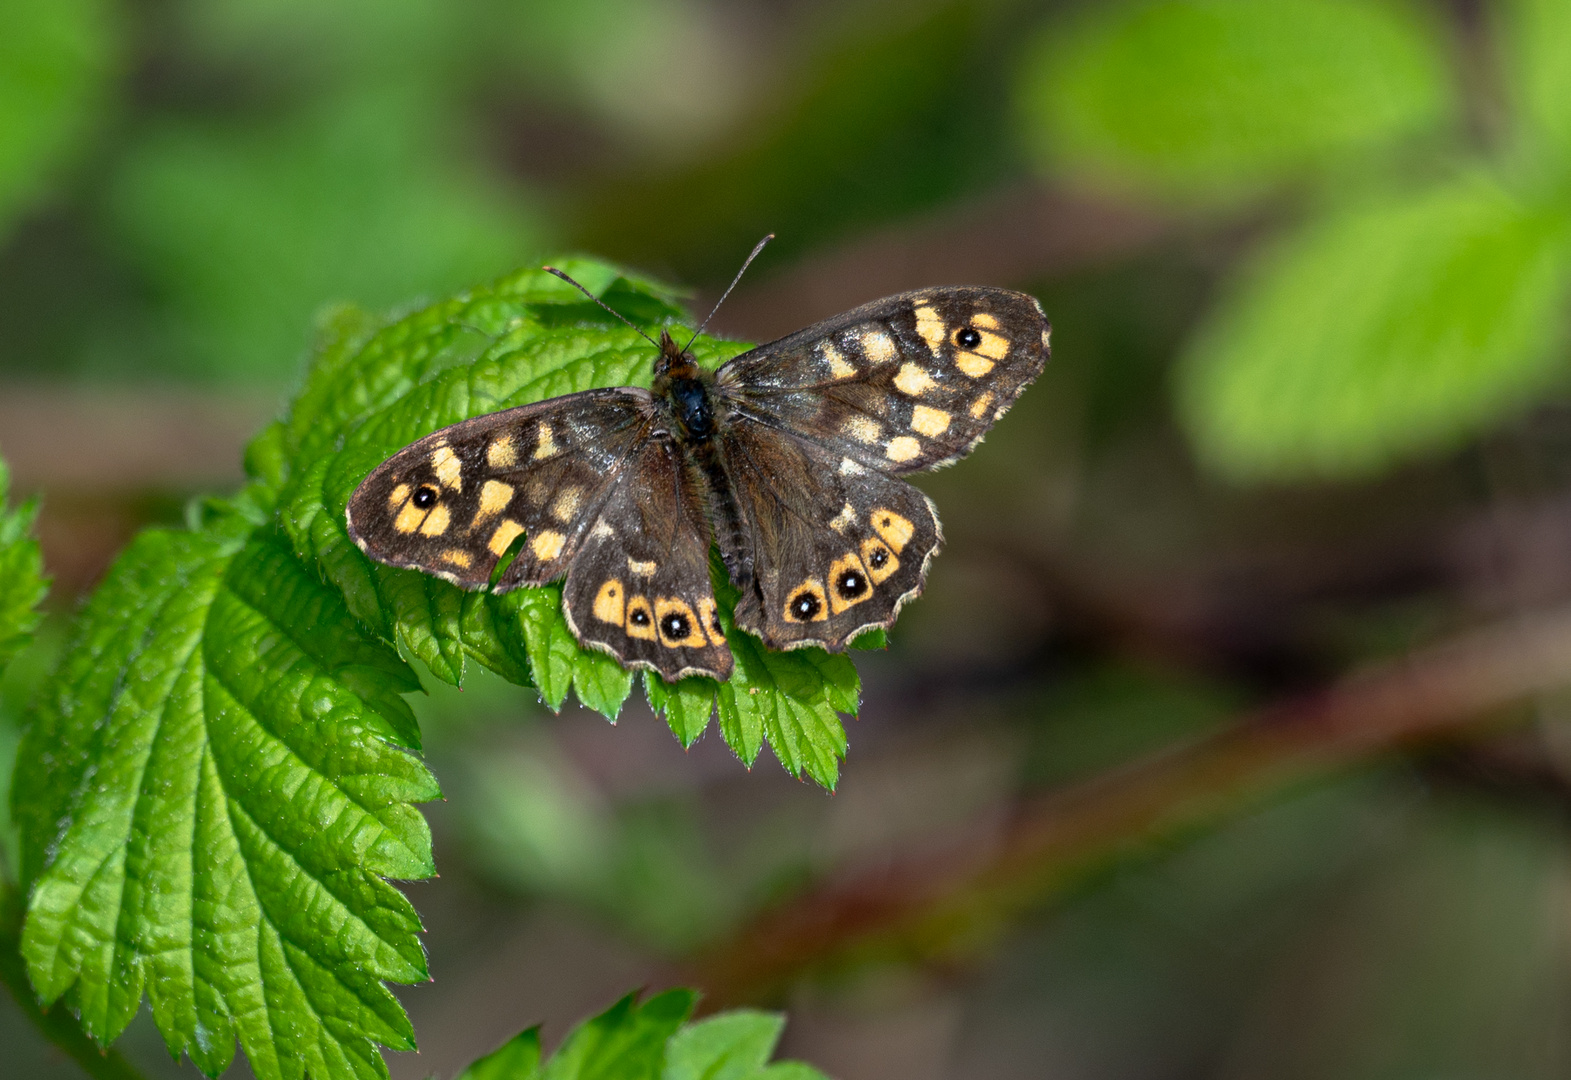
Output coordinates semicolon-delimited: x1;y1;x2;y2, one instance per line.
346;389;654;590
560;435;733;681
717;286;1049;474
716;416;941;651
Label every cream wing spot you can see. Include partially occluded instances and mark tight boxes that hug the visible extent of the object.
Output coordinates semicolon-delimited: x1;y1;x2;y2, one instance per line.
955;352;995;378
872;509;916;551
886;436;921;463
829;502;856;533
627;558;657;576
418;504;452;536
551;487;583;523
387;483;411;512
819;341;857;380
974;329;1010;360
861;328;897;365
910;405;951;437
487;435;517;468
893;362;937;396
441;549;473;569
589;517;615;541
431;446;463;491
971;312;1001;331
531;529;566;561
395;501;428;534
488;519;525;557
533;423;559;460
844;416;881;444
473;480;514;528
970;391;996;419
839;457;867;476
913;306;945;354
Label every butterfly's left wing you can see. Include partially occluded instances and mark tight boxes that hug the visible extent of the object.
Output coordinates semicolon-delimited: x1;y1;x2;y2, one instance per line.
716;286;1049;475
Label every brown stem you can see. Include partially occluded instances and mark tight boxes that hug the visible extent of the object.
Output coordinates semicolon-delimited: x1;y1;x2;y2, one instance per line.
688;606;1571;1005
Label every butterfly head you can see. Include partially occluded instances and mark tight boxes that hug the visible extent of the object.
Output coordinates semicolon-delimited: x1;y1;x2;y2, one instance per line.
653;329;701;383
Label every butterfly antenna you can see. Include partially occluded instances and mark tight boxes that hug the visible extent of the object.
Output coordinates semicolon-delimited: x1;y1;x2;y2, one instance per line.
543;266;661;349
684;233;774;352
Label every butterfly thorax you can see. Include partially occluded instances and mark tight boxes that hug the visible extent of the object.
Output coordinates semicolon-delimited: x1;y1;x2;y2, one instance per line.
651;330;718;442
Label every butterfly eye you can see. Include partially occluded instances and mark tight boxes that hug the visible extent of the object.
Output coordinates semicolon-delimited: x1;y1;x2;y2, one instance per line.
955;326;982;349
412;486;439;509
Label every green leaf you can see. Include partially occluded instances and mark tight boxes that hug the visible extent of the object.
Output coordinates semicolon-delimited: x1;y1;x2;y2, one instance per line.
1179;177;1571;481
0;0;115;237
543;990;696;1080
1499;0;1571;173
279;258;855;785
459;995;831;1080
458;1027;542;1080
11;512;438;1080
1019;0;1454;204
663;1010;785;1080
0;457;47;673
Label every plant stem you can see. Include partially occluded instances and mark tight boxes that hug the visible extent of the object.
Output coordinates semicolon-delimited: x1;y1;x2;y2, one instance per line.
690;604;1571;1004
0;889;156;1080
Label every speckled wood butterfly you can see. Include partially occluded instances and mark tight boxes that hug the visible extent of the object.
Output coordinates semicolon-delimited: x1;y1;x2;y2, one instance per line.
347;264;1049;683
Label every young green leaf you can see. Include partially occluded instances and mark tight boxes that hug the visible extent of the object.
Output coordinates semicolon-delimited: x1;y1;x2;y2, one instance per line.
1179;178;1571;481
11;509;438;1080
278;259;856;785
456;992;830;1080
1499;0;1571;174
0;458;47;673
1018;0;1454;204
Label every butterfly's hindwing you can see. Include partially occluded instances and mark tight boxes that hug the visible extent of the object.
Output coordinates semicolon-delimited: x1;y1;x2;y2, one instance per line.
716;416;941;651
717;286;1049;475
346;389;654;590
560;435;733;681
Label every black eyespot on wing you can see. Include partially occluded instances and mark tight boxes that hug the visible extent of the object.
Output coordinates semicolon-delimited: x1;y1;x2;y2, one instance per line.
661;611;690;640
412;485;438;509
630;608;651;627
867;548;888;570
836;569;867;598
791;591;822;620
956;326;981;348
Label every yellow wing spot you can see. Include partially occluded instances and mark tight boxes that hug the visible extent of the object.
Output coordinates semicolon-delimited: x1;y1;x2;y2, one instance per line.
910;405;951;437
861;537;900;584
387;483;411;512
829;502;856;533
861;328;897;365
844;416;881;444
970;391;996;419
893;362;937;396
395;500;428;534
431;446;463;491
418;504;452;536
593;579;625;625
871;508;915;552
885;436;921;463
441;549;473;569
655;597;708;648
698;597;725;645
955;352;995;378
819;341;857;380
625;596;657;640
827;552;873;614
473;480;514;528
531;529;566;562
488;519;525;557
487;434;517;468
783;579;829;623
551;486;583;523
913;305;945;354
971;312;1001;331
627;557;657;576
973;329;1009;360
533;423;559;460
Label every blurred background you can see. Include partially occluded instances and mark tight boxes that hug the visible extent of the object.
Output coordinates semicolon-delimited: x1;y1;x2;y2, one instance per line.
5;0;1571;1076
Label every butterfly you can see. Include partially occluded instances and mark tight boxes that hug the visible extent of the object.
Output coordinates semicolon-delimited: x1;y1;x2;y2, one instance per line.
346;266;1049;683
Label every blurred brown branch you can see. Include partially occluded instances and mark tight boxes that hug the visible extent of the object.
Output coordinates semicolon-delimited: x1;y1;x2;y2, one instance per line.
689;604;1571;1006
